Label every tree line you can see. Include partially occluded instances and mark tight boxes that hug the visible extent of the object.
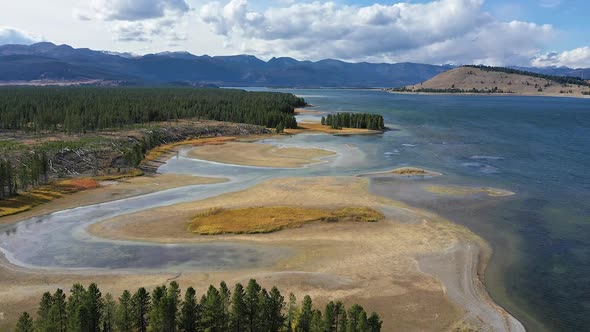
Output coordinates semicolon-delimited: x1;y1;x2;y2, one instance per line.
0;152;50;199
0;87;304;133
321;113;384;131
463;65;590;87
14;279;382;332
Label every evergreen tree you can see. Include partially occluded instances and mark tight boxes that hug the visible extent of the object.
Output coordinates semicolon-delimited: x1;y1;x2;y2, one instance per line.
244;279;261;332
297;295;314;332
132;287;151;332
266;287;285;332
36;292;53;332
179;287;199;332
200;285;223;332
286;293;298;332
219;281;231;331
164;281;181;332
311;310;323;332
116;290;133;332
15;312;34;332
323;301;337;332
49;288;67;332
149;285;167;332
367;312;382;332
66;283;87;332
85;283;104;332
230;283;247;332
102;293;116;332
338;310;347;332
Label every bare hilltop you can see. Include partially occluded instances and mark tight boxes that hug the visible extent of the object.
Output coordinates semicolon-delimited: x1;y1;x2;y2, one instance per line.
388;65;590;97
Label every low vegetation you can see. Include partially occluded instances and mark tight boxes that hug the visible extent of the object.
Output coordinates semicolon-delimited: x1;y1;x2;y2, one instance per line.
0;171;142;217
321;113;385;130
188;206;384;235
463;65;590;86
14;279;383;332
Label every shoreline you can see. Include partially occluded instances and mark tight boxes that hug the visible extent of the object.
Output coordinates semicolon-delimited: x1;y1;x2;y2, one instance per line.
0;133;526;331
384;89;590;99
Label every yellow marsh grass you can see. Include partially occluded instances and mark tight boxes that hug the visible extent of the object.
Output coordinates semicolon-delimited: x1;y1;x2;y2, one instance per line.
188;206;384;235
0;169;142;218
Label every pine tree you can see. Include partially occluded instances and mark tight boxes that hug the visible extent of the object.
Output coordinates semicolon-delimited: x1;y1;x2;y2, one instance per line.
149;285;167;332
297;295;313;332
85;283;104;332
219;281;231;331
323;301;337;332
102;293;116;332
15;312;34;332
286;293;298;332
66;283;87;332
164;281;181;332
179;287;199;332
116;290;133;332
200;285;223;331
367;312;382;332
244;279;261;332
338;310;347;332
49;288;67;332
311;310;323;332
36;292;53;332
230;283;247;332
132;287;151;332
266;287;285;332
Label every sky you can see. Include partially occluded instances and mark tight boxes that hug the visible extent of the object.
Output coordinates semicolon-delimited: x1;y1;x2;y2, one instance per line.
0;0;589;67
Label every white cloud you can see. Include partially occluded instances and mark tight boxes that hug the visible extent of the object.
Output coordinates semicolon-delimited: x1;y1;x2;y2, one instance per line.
113;19;187;42
86;0;190;21
198;0;556;65
0;27;43;45
532;47;590;68
75;0;191;43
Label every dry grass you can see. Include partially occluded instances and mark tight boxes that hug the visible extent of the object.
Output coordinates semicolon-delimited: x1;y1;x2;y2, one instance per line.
0;169;144;218
285;122;382;135
188;205;384;235
143;136;237;163
391;167;442;177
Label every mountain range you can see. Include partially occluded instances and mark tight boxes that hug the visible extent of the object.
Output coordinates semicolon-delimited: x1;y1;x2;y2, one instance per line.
0;42;588;87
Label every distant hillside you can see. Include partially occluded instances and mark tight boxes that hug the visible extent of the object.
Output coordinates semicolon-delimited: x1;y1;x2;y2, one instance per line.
390;66;590;96
0;42;453;87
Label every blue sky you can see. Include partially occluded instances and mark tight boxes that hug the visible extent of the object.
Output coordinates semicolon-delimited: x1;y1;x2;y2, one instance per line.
1;0;589;67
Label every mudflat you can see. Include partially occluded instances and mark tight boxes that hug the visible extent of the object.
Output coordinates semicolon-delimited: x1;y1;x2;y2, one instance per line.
187;141;336;168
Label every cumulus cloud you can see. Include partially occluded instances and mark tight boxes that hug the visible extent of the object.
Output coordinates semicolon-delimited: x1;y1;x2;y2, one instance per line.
532;47;590;68
113;19;187;42
86;0;189;21
198;0;555;65
0;27;42;45
75;0;191;43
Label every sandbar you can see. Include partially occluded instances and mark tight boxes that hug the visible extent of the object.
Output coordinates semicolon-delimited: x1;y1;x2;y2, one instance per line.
187;141;336;168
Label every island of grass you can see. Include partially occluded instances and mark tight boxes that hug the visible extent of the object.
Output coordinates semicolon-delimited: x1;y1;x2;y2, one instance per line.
359;167;442;178
188;205;384;235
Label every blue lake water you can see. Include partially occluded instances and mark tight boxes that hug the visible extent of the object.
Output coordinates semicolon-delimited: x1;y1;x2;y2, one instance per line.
278;89;590;332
